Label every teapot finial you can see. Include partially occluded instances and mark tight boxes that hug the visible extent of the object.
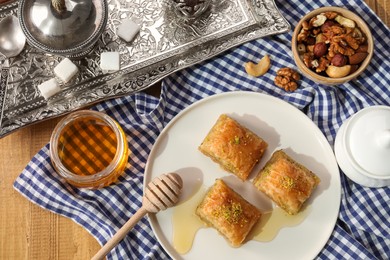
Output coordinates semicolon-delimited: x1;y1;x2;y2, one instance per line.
52;0;66;13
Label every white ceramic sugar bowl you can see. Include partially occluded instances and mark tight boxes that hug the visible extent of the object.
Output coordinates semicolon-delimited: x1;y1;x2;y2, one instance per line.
334;105;390;188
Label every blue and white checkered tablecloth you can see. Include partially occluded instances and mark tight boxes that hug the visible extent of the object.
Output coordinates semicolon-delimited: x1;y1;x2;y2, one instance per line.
14;0;389;259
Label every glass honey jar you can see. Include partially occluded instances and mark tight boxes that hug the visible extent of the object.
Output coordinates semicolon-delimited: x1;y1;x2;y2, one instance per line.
50;110;128;188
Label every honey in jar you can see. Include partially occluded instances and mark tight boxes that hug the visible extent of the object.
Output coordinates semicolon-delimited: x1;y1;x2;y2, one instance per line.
50;110;128;188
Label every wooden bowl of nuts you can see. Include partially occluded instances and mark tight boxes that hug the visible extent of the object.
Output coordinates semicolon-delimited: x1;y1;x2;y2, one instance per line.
292;6;373;85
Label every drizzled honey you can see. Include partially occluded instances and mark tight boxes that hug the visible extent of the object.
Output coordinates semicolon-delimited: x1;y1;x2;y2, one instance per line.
50;111;128;188
172;185;310;254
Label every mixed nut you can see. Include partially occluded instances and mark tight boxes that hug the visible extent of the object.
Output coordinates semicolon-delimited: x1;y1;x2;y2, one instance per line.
244;55;301;92
274;67;300;91
244;55;271;77
297;11;369;78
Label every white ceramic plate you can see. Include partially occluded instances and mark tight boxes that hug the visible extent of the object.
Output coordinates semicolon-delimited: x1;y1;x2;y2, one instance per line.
144;91;341;260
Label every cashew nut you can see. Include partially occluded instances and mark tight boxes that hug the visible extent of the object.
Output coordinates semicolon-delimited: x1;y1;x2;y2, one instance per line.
335;15;355;28
311;14;327;27
244;55;271;77
326;65;351;78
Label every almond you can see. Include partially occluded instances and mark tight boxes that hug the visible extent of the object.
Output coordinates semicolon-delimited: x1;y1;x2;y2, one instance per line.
350;65;359;74
349;52;368;65
356;44;368;53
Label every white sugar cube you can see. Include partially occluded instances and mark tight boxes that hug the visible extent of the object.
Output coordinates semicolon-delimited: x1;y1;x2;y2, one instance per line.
54;58;79;83
117;19;140;42
100;52;120;71
38;78;61;100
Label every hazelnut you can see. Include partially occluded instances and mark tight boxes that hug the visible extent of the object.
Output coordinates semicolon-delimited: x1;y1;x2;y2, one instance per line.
321;20;336;32
331;54;348;67
313;42;328;58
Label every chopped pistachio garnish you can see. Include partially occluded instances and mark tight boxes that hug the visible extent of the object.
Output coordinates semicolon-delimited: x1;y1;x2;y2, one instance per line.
234;135;240;144
213;201;243;224
281;175;295;190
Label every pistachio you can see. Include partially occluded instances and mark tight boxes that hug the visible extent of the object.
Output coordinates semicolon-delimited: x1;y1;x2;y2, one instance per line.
335;15;355;28
326;65;351;78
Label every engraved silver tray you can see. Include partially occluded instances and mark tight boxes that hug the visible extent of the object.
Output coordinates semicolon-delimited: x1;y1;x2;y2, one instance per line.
0;0;289;138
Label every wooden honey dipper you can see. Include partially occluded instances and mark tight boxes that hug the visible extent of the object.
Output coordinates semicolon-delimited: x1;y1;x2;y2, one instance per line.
92;173;183;260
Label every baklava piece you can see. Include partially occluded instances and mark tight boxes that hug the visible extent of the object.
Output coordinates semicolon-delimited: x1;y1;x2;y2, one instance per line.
253;150;320;215
199;114;268;180
196;179;262;247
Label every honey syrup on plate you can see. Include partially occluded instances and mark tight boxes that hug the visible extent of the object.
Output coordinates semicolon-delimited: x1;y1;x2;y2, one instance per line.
249;206;310;242
53;114;128;188
172;186;207;254
171;186;310;254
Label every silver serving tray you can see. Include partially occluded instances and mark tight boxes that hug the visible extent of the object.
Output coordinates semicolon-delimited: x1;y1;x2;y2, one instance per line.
0;0;289;138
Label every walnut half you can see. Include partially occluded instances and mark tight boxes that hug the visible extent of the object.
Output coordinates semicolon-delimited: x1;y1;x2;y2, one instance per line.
274;68;300;92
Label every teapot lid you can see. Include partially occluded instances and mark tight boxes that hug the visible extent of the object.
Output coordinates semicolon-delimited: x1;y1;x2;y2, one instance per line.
344;106;390;178
18;0;107;57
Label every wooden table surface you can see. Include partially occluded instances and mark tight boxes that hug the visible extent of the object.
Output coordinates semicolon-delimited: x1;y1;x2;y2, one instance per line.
1;2;389;259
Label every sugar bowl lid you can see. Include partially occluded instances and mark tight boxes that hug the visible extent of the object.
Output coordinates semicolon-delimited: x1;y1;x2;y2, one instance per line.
334;105;390;187
18;0;108;57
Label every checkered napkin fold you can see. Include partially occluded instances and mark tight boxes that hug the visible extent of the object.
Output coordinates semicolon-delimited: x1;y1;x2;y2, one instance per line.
14;0;389;259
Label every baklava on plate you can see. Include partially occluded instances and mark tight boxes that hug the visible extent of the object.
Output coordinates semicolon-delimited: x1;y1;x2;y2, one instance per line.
199;114;268;180
196;179;262;247
253;150;320;215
